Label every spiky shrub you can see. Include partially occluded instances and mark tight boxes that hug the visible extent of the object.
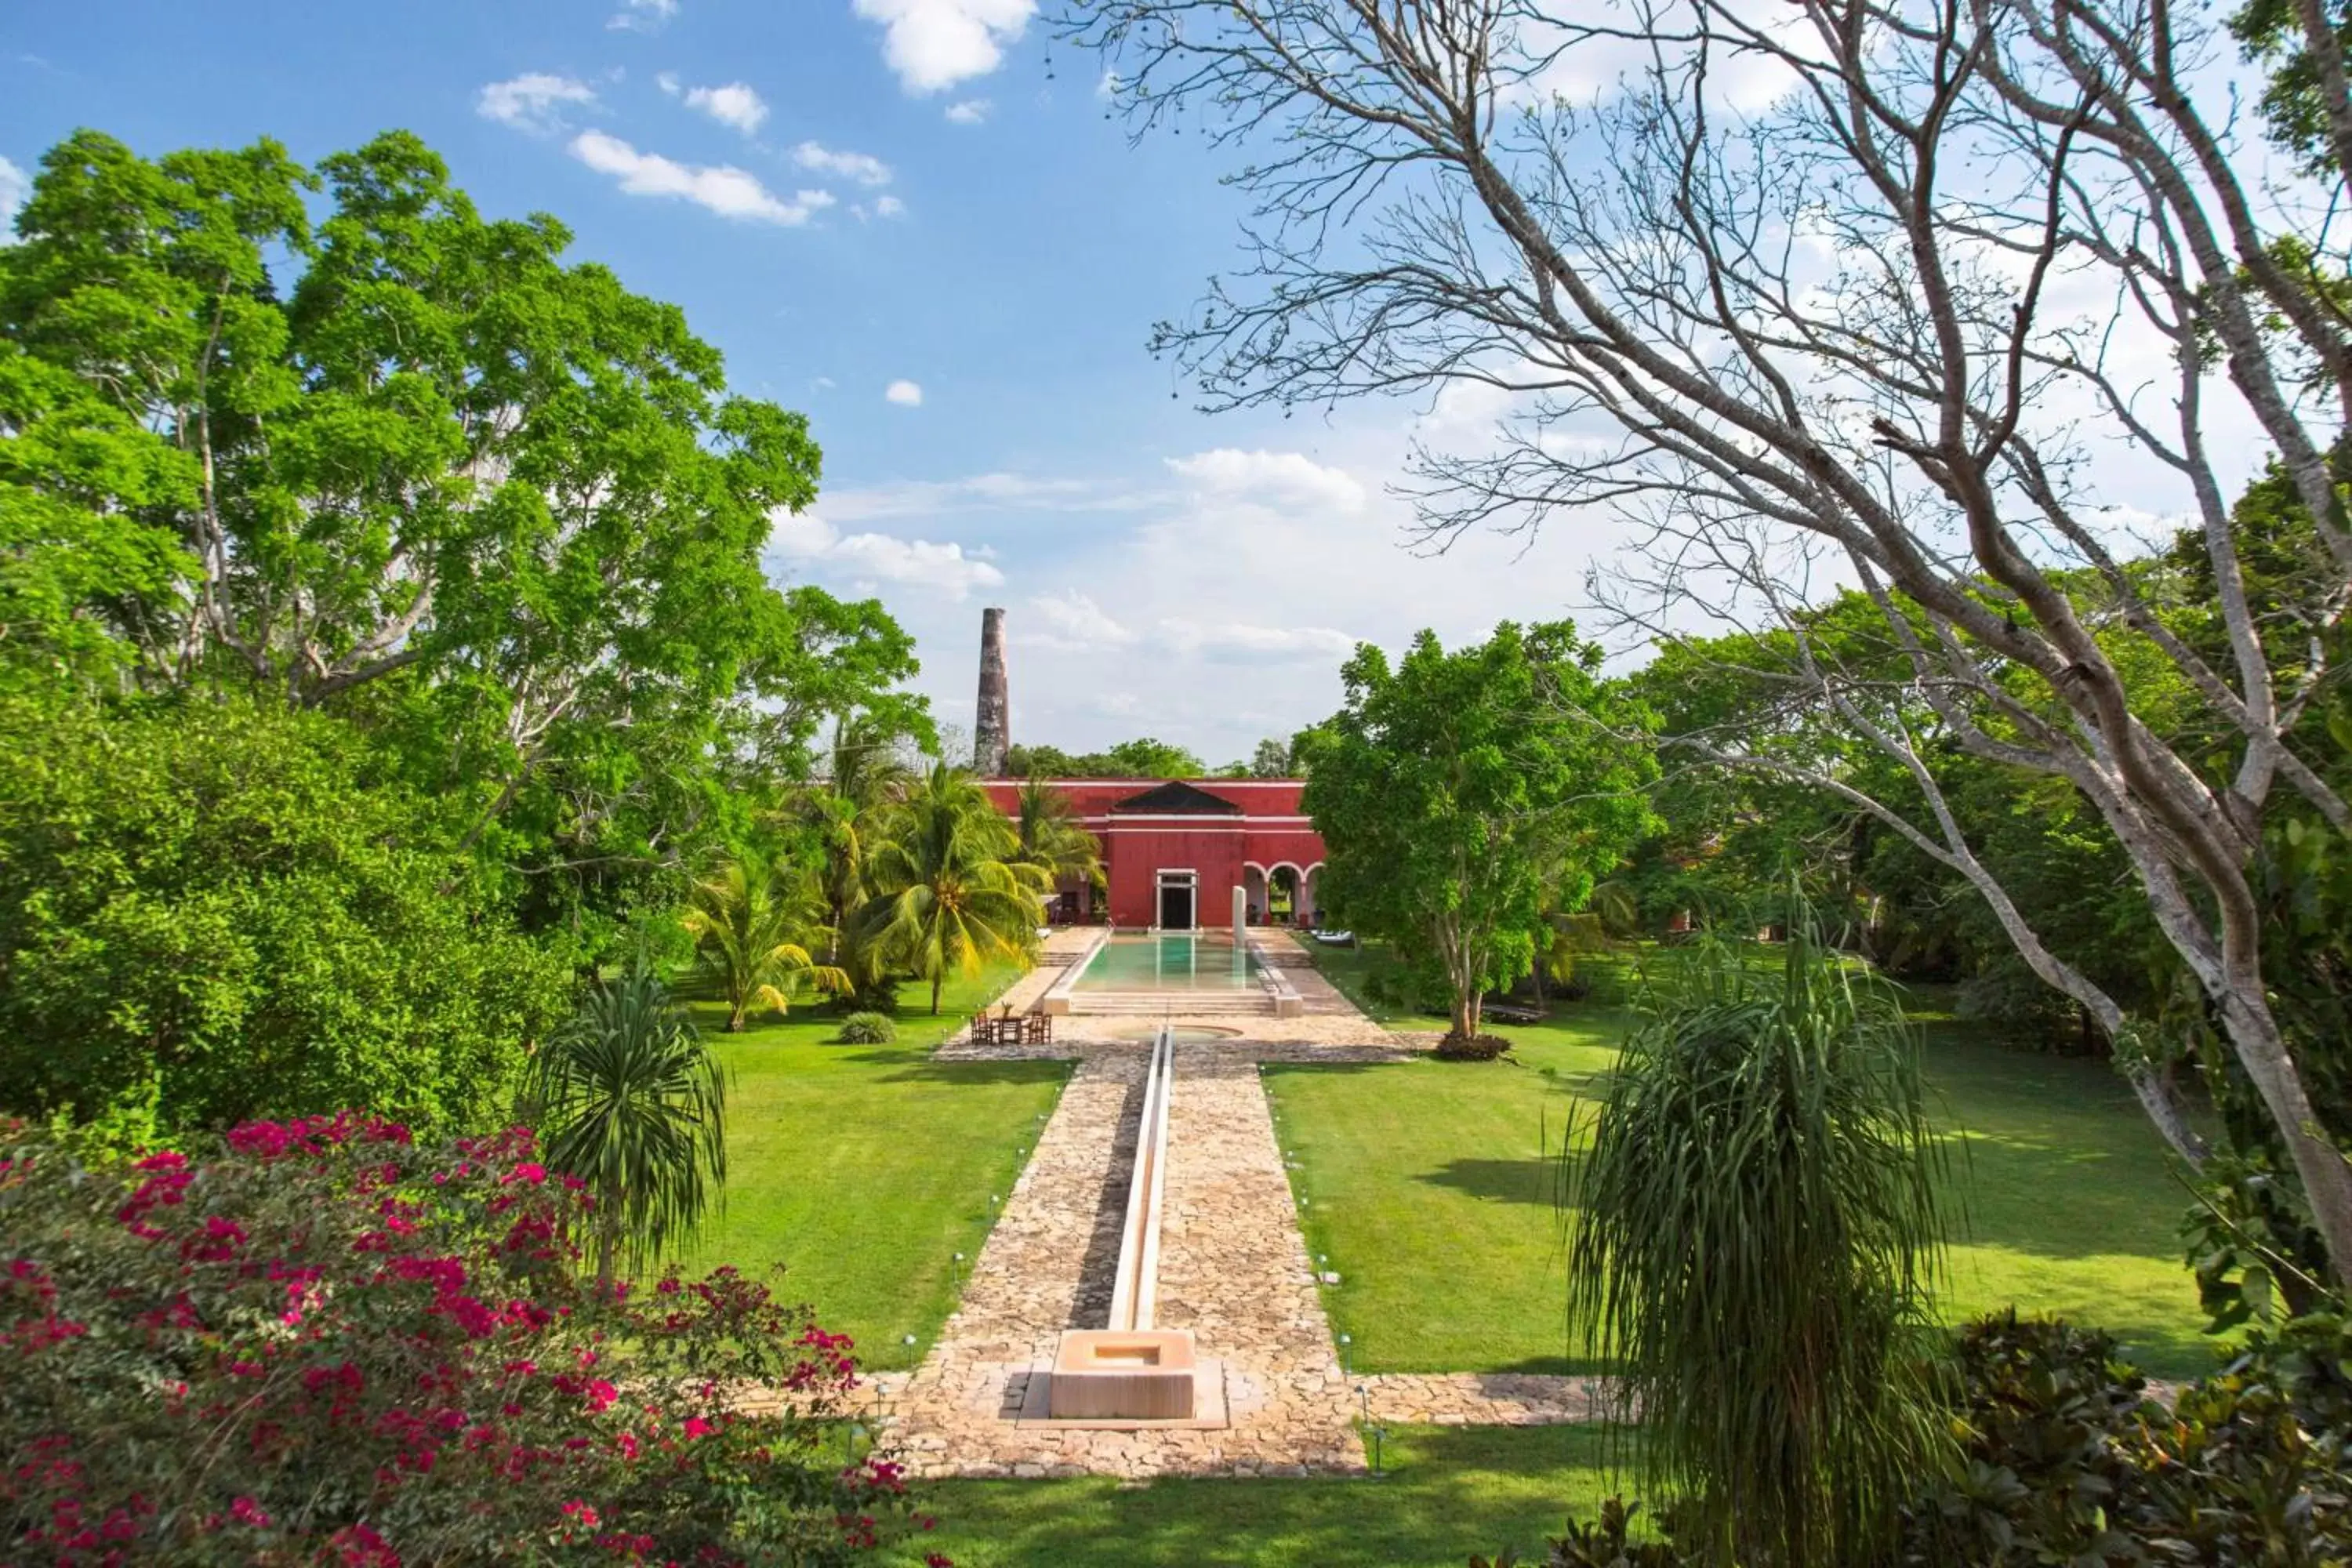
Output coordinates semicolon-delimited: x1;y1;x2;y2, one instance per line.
1567;924;1951;1566
524;971;727;1287
835;1011;897;1045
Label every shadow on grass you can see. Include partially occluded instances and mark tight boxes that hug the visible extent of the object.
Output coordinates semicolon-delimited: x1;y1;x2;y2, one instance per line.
1414;1156;1580;1208
829;1049;1068;1087
920;1424;1638;1568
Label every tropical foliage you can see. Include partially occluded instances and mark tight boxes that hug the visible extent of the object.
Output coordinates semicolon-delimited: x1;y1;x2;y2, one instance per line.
1301;621;1657;1041
1012;775;1102;890
524;971;730;1285
682;850;851;1032
0;1115;934;1565
858;765;1051;1014
0;691;571;1142
1566;924;1951;1566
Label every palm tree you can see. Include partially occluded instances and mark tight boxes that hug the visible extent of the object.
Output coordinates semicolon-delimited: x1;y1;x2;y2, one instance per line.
860;763;1052;1014
797;715;915;959
525;970;728;1287
682;849;851;1031
1012;775;1102;901
1566;908;1951;1567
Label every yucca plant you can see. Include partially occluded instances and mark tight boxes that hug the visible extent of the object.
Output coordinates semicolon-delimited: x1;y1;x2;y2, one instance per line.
1566;911;1954;1567
525;970;728;1287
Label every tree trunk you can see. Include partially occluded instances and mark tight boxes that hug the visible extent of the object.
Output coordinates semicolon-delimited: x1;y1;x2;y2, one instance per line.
931;973;942;1015
2217;974;2352;1290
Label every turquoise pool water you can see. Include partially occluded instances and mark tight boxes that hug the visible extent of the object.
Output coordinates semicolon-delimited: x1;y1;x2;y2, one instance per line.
1071;934;1263;992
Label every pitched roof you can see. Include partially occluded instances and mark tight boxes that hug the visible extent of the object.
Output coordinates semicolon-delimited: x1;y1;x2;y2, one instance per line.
1109;780;1245;816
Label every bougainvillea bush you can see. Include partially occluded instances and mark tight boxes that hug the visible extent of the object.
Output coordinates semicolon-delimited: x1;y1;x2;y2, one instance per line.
0;1115;946;1566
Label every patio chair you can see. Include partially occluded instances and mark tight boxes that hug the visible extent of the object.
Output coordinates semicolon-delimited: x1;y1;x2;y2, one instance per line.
1023;1012;1051;1046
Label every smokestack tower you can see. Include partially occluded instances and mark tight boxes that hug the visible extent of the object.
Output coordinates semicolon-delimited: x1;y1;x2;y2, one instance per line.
974;607;1011;776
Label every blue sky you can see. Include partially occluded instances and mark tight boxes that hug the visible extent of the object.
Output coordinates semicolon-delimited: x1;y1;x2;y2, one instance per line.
0;0;1635;764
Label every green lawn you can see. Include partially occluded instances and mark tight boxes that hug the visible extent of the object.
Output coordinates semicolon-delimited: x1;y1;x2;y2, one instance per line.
1276;944;2217;1379
679;964;1067;1371
911;1425;1632;1567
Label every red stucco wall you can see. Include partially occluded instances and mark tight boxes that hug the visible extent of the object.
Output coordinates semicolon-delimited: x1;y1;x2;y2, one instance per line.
980;778;1327;930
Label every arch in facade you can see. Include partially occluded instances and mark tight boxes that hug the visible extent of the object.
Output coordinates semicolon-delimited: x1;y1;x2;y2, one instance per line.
1241;862;1270;924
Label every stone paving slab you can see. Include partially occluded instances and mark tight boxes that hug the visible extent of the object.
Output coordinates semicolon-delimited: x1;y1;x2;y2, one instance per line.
1360;1373;1619;1426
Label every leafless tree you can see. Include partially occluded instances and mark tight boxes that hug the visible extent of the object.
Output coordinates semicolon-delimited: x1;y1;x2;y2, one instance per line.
1070;0;2352;1278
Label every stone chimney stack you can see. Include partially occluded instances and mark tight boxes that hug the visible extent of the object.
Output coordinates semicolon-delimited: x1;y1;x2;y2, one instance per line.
974;607;1011;775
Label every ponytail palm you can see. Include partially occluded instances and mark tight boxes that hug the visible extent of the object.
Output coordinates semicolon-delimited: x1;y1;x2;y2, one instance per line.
682;851;851;1031
1566;917;1951;1567
862;764;1051;1014
527;971;726;1287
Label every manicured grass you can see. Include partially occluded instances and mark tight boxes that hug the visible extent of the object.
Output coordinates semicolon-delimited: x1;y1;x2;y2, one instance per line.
1276;944;2217;1379
679;964;1068;1371
912;1425;1633;1567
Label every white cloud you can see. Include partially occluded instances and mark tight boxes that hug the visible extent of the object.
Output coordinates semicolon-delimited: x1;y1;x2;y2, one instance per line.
609;0;677;31
1165;448;1368;514
1024;590;1138;650
568;131;835;225
477;74;599;133
853;0;1035;93
683;82;768;134
884;379;924;406
1096;69;1122;99
655;70;681;95
0;156;27;240
793;141;893;186
768;511;1004;600
820;471;1120;522
873;194;907;219
1160;619;1361;662
945;98;991;124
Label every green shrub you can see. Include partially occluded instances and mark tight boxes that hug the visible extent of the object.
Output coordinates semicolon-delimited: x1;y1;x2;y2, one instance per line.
0;694;572;1138
835;1011;897;1045
1505;1310;2352;1566
1902;1309;2352;1563
0;1115;930;1563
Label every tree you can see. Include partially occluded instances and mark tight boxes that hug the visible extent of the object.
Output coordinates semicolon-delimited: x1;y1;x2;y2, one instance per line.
1076;0;2352;1283
859;764;1051;1013
1004;738;1206;778
1248;736;1296;777
524;970;728;1286
1568;922;1952;1566
793;712;919;962
0;690;571;1140
1012;775;1103;888
680;850;850;1033
0;129;924;961
1300;621;1657;1041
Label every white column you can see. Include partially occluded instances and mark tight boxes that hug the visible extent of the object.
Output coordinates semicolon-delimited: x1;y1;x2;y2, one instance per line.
1232;883;1246;948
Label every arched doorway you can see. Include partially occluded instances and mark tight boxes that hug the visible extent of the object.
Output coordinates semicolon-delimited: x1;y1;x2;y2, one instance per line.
1243;863;1269;924
1301;862;1322;928
1268;864;1301;925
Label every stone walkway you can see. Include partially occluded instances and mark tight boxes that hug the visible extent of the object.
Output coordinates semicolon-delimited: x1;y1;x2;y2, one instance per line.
1361;1374;1618;1426
813;932;1617;1479
887;1041;1365;1477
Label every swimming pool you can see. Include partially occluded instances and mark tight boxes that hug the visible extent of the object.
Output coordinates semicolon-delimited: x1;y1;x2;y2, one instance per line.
1071;933;1265;992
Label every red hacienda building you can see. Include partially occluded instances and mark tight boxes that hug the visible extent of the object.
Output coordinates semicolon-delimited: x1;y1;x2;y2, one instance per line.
978;777;1327;931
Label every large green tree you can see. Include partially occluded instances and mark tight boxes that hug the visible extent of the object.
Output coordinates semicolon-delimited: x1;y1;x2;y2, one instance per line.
0;127;922;956
1301;621;1657;1040
0;691;572;1138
